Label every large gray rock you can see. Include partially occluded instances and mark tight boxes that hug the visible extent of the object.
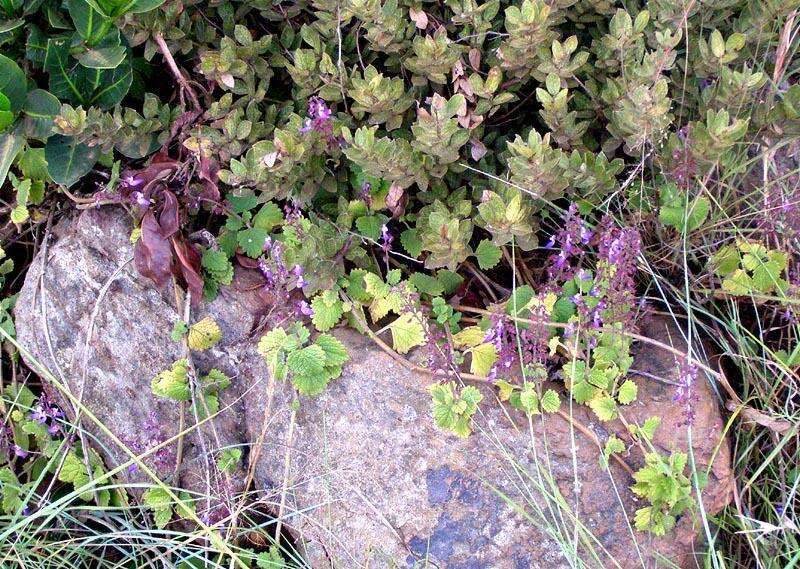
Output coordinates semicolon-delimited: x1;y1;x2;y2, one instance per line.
15;207;732;568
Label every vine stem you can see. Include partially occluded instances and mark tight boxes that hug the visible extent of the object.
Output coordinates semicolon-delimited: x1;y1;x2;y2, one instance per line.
154;33;201;111
172;281;187;483
342;292;636;476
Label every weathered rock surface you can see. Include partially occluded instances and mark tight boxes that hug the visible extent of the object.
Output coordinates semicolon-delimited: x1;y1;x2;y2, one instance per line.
15;207;733;568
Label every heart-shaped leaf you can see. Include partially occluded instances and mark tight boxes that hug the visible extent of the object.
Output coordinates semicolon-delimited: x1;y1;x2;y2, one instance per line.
44;134;100;187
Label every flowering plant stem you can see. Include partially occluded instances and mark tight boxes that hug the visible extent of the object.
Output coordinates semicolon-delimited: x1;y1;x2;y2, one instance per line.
454;304;740;403
341;291;635;475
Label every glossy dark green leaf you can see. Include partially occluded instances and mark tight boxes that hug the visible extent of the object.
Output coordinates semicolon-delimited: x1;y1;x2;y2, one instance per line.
129;0;166;13
0;17;23;33
45;134;100;187
0;111;12;132
66;0;109;41
25;25;48;64
45;38;86;104
22;89;60;140
114;133;158;159
82;53;132;108
22;0;46;16
75;45;126;68
86;0;164;17
0;54;26;112
46;5;72;29
45;37;132;108
0;127;24;188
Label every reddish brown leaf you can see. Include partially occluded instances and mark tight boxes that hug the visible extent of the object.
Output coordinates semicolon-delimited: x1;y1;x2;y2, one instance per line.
468;48;481;70
470;138;487;161
236;254;261;269
134;210;174;287
159;191;180;237
386;183;407;218
726;400;793;434
171;235;204;302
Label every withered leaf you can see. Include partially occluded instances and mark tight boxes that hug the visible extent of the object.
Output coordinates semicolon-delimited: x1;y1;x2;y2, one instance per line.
134;210;174;287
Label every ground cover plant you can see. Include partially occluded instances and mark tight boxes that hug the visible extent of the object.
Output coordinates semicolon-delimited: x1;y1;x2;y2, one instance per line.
0;0;799;566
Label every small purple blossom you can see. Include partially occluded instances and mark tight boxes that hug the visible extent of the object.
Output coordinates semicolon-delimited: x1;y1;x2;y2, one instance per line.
546;204;587;282
119;411;174;473
674;359;698;425
300;96;338;147
283;202;302;224
131;191;151;209
360;181;373;207
28;396;64;436
291;265;308;288
12;445;28;459
379;224;394;265
296;300;314;317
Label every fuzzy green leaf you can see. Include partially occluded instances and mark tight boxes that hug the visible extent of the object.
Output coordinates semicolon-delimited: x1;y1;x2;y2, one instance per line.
237;227;269;258
188;317;222;351
588;395;618;421
310;290;344;331
253;202;284;231
474;239;502;270
45;135;100;187
617;379;638;405
540;389;561;413
469;342;498;377
400;228;423;258
314;333;349;367
388;312;426;354
151;360;190;401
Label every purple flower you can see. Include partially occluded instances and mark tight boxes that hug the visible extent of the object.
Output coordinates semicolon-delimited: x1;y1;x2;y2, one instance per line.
300;97;337;147
674;359;698;425
360;181;372;205
283;203;301;224
296;300;314;317
122;173;145;188
131;191;151;209
29;407;48;424
12;445;28;459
